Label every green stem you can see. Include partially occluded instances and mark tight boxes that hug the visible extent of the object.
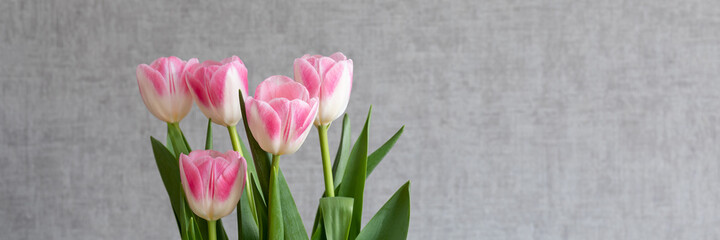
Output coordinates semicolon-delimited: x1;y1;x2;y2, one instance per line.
317;125;335;197
208;220;217;240
227;125;244;156
205;119;213;150
227;125;258;225
269;154;282;240
271;154;280;174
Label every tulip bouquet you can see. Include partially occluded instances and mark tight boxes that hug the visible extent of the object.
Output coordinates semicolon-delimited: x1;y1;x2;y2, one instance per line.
135;53;409;240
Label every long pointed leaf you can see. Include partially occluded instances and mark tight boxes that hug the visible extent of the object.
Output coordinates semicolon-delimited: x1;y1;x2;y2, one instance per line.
332;114;352;186
238;132;263;202
366;126;404;177
150;137;186;238
337;107;371;240
166;134;175;155
167;124;189;156
278;170;309;240
232;125;265;240
320;197;354;240
239;187;260;240
311;224;324;240
355;182;411;240
251;176;268;240
205;119;213;150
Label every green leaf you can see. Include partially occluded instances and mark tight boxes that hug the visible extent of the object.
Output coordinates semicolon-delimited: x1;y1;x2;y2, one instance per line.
183;217;197;240
332;114;352;187
278;170;309;240
166;134;175;155
320;197;354;240
310;206;323;238
337;107;371;240
150;137;187;238
251;175;268;240
366;126;404;177
239;93;272;201
311;222;325;240
167;123;190;156
239;184;260;240
268;166;284;240
231;124;265;240
205;119;213;150
355;182;411;240
239;132;263;202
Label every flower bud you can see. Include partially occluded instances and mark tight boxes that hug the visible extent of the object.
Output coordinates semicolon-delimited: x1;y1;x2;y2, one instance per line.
136;56;197;123
179;150;247;221
293;52;352;126
245;76;318;155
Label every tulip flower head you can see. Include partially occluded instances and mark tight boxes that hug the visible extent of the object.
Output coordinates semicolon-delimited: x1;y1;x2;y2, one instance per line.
186;56;249;127
293;52;353;126
136;56;198;123
245;76;319;155
179;150;247;221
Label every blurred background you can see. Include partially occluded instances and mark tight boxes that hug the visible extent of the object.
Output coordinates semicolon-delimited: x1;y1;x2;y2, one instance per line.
2;0;720;239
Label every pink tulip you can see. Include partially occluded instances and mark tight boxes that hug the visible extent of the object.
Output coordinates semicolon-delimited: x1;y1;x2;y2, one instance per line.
186;56;249;126
245;76;319;155
179;150;247;221
293;52;353;126
136;56;198;123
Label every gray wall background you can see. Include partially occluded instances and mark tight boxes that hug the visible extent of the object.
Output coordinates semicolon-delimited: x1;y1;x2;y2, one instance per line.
2;0;720;239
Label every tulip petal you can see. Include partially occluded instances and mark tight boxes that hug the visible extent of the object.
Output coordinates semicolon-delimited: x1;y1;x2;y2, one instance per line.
294;58;321;98
221;56;249;98
213;157;238;201
329;52;347;61
151;57;185;89
317;57;337;82
235;62;249;99
255;75;309;102
266;98;290;145
213;151;244;201
266;98;315;154
288;99;314;141
187;65;213;107
137;64;173;122
137;64;166;95
208;65;229;109
210;63;244;126
181;58;199;93
320;61;348;98
180;154;206;200
221;55;244;65
247;98;283;154
302;98;319;136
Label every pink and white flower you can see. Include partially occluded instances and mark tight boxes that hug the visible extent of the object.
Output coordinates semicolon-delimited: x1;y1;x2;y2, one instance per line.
293;52;353;126
136;56;198;123
245;76;318;155
179;150;247;221
186;56;249;127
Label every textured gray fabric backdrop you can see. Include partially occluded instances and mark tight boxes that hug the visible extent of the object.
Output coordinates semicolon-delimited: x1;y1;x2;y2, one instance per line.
2;0;720;239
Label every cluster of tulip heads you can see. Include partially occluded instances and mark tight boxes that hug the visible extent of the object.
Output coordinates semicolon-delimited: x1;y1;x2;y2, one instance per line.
136;53;354;238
